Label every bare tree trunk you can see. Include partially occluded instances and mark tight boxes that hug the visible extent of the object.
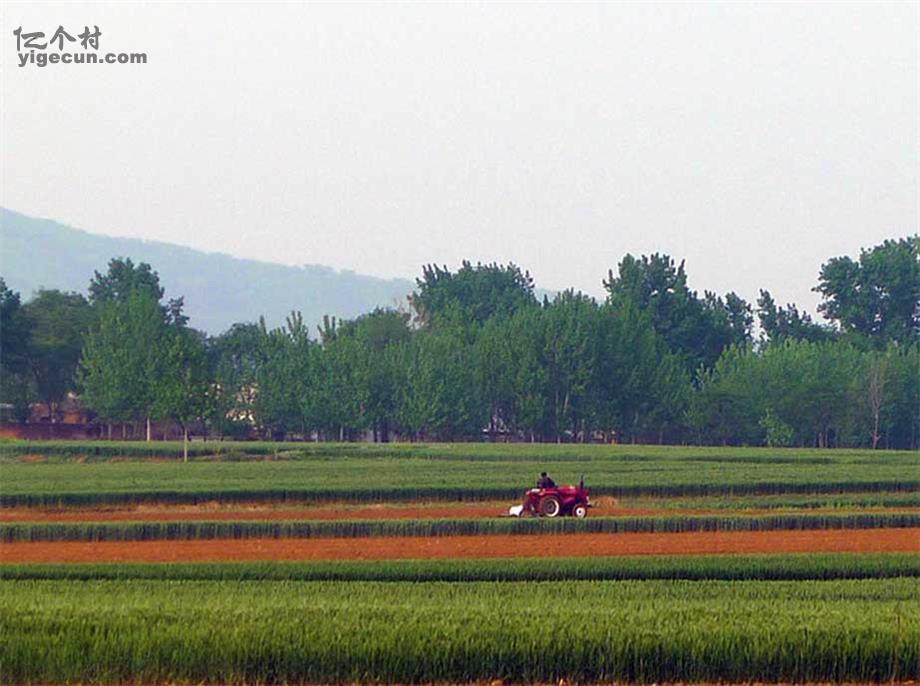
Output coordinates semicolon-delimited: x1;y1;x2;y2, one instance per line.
183;427;189;463
146;416;152;442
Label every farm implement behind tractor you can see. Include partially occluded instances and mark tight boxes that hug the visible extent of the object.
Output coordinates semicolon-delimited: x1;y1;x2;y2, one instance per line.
508;478;590;518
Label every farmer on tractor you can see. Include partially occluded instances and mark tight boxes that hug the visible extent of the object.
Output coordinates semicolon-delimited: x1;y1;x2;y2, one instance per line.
507;474;590;518
537;472;556;489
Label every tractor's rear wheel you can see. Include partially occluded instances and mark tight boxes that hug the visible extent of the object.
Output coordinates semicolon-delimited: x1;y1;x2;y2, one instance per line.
540;496;561;518
573;504;588;519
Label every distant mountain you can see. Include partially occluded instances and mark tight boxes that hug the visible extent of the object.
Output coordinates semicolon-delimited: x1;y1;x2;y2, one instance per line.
0;208;415;334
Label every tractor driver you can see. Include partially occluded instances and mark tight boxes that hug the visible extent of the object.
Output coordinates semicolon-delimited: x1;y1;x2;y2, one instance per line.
537;472;556;489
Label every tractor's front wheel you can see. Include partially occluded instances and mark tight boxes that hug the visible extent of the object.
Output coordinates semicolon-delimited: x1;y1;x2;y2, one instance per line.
540;496;561;518
572;504;588;519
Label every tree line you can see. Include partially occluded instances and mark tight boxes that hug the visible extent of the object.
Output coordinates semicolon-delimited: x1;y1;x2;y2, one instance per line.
1;236;917;450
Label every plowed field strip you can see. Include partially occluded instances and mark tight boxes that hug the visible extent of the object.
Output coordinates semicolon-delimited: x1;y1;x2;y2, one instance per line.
2;528;917;563
0;504;510;522
0;505;737;522
4;503;916;523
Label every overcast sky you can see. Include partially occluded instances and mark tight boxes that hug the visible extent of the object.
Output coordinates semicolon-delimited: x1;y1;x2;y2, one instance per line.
2;1;917;315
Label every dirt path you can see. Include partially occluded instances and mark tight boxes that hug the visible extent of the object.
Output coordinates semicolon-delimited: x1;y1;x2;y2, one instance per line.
3;502;914;523
0;503;513;522
2;528;917;563
0;505;687;522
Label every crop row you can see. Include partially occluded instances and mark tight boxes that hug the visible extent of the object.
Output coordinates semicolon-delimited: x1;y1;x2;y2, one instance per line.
2;577;916;683
8;481;920;508
4;553;918;582
3;512;917;542
5;439;915;462
7;481;920;510
3;457;918;507
624;491;920;510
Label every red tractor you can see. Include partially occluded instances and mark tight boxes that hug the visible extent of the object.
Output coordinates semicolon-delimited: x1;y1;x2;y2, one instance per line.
508;477;591;518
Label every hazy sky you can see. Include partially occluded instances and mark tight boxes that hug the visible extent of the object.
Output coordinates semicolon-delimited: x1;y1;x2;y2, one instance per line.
2;1;917;315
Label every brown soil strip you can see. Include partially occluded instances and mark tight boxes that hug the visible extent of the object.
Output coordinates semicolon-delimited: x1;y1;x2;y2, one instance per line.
2;528;916;563
0;503;506;522
0;503;675;522
3;502;914;523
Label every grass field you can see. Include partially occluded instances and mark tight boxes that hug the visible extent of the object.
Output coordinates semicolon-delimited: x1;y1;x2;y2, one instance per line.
1;575;916;684
5;553;919;581
2;442;918;506
3;511;918;542
2;441;918;684
5;440;914;461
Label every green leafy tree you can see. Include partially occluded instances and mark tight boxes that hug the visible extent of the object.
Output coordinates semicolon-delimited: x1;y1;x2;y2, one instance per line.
0;279;34;422
767;342;864;448
79;293;167;438
757;290;834;344
0;279;30;375
702;291;754;350
153;328;211;460
398;309;483;440
475;317;518;437
541;291;602;442
866;343;919;450
689;345;765;446
89;257;164;305
759;409;795;447
600;301;689;443
22;289;92;422
409;261;536;327
343;309;411;442
252;313;313;440
305;315;365;440
506;305;549;441
815;236;919;345
604;253;750;373
690;340;867;448
208;323;263;438
645;346;691;444
89;257;188;327
722;292;756;346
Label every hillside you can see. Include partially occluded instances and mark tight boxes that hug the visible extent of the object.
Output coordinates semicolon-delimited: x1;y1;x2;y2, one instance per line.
0;208;415;334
